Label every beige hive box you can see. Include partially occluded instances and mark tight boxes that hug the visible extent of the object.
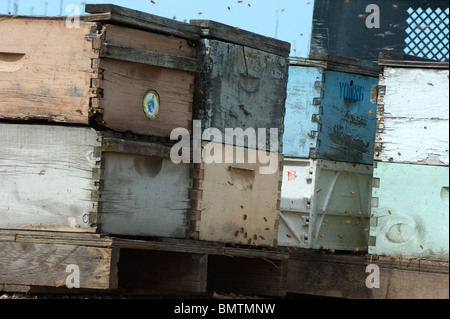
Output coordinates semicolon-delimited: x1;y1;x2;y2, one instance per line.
0;4;200;138
190;141;283;248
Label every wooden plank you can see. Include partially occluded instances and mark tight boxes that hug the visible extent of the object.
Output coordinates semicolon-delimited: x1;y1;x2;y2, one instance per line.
112;237;288;260
0;241;118;290
102;136;172;159
191;142;283;247
190;20;291;57
85;4;201;40
370;162;449;261
286;251;449;299
118;249;207;293
100;44;200;72
378;52;450;69
375;67;449;165
0;124;101;232
103;23;196;58
0;17;98;123
308;52;382;77
0;230;113;248
207;255;287;297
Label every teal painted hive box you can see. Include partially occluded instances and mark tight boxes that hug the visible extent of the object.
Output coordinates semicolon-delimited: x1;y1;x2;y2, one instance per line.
283;53;381;165
369;161;449;261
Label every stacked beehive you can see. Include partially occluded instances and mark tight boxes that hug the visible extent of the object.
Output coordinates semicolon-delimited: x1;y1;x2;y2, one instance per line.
0;5;199;238
369;53;449;261
278;53;382;251
188;20;291;248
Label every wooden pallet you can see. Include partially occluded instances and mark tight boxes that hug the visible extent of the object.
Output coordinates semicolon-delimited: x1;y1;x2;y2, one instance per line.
0;230;288;297
286;249;449;299
1;229;447;298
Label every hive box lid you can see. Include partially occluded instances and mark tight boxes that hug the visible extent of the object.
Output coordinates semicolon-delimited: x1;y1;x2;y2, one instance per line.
377;52;450;69
290;52;382;77
85;4;201;40
190;19;291;57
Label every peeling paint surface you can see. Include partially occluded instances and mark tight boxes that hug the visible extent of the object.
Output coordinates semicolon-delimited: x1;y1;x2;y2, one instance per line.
376;67;449;165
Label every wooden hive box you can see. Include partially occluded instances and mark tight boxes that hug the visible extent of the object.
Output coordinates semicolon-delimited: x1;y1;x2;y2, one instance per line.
283;53;381;165
369;53;449;261
190;142;283;248
190;20;291;152
0;4;200;138
373;53;449;166
0;123;192;238
369;162;449;261
279;158;373;251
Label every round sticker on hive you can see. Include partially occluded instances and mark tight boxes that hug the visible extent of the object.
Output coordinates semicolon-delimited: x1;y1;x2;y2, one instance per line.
143;90;160;120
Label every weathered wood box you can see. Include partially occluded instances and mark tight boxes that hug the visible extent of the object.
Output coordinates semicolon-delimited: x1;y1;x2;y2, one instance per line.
190;142;283;247
190;20;290;151
369;54;449;262
0;4;200;138
278;158;373;251
369;161;449;261
0;123;192;238
373;54;449;166
283;53;381;165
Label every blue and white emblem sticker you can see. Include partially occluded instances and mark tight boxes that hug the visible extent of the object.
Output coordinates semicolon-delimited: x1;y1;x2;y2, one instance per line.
143;90;160;120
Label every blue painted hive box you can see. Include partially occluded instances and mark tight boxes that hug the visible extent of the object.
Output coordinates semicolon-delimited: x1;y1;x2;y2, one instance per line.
283;53;381;165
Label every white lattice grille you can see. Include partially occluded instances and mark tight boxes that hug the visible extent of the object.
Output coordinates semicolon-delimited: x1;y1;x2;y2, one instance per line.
404;7;449;61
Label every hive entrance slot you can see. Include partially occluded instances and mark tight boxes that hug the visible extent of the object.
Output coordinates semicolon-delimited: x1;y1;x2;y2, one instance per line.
228;166;255;191
0;52;26;72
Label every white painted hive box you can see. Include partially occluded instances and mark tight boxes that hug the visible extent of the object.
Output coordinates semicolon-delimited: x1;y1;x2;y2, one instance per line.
279;158;373;251
0;124;192;238
374;57;449;166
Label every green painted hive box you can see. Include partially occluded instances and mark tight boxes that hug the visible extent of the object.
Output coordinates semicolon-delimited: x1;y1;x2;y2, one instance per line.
370;161;449;261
